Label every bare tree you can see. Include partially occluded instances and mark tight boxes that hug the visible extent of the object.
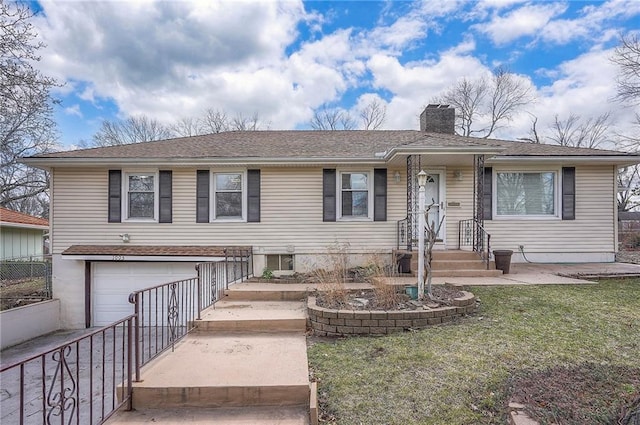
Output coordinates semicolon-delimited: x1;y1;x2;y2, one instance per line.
359;99;386;130
611;34;640;105
433;68;532;138
433;77;486;137
547;113;611;149
518;115;541;143
310;106;356;130
486;67;532;137
1;2;61;217
170;116;203;137
92;115;172;146
230;112;264;131
200;108;230;133
311;100;386;131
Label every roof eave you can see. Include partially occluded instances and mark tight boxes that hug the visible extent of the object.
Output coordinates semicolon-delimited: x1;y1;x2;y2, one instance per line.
487;155;640;166
0;222;49;230
21;156;391;168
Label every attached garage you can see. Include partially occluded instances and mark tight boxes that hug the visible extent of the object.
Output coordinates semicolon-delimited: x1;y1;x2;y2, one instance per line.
60;245;247;327
92;261;198;326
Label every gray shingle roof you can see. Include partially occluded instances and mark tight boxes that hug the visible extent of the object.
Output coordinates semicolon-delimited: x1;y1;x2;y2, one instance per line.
30;130;637;161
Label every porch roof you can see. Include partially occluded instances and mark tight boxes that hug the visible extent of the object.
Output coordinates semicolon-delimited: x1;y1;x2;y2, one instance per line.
61;245;251;261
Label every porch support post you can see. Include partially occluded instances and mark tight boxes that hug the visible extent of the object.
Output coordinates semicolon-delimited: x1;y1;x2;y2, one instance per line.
417;170;427;299
84;261;91;328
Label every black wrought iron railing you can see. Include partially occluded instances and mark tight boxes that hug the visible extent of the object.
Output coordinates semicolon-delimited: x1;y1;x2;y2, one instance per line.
1;248;254;424
0;316;135;425
458;219;491;269
397;217;410;250
128;248;253;381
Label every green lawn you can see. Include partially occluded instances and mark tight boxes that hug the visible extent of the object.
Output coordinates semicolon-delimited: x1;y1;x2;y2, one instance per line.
307;279;640;425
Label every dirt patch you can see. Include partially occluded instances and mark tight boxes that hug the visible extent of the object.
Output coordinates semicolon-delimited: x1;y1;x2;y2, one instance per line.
315;285;464;311
0;278;49;310
507;363;640;425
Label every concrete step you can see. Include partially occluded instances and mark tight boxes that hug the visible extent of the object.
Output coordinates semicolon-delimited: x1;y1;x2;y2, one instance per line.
431;250;483;261
107;406;310;424
195;301;307;333
431;260;496;270
431;269;503;277
131;333;310;409
224;283;311;302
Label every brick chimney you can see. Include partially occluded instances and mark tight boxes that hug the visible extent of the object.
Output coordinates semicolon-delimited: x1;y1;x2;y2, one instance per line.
420;104;455;134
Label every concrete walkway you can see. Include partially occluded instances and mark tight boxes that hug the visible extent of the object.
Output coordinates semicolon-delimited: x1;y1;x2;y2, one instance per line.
107;289;312;424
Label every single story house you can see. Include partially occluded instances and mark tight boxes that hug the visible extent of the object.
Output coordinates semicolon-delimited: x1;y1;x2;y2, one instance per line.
0;207;49;261
22;106;640;328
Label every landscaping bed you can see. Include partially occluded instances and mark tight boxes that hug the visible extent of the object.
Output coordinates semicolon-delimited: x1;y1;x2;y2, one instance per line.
307;279;640;425
308;287;477;336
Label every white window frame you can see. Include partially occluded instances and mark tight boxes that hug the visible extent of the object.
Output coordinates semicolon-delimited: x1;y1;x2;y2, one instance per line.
123;171;159;222
493;168;561;220
211;170;247;222
265;254;295;272
337;170;373;221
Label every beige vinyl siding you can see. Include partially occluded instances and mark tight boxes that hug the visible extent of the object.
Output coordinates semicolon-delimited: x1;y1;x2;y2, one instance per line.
484;165;616;253
51;167;406;255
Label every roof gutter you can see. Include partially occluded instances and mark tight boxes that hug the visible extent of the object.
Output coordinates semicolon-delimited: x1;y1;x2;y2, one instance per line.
22;147;505;169
487;156;640;166
21;156;391;169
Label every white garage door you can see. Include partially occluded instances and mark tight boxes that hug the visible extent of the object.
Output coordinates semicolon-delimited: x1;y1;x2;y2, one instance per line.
92;262;198;326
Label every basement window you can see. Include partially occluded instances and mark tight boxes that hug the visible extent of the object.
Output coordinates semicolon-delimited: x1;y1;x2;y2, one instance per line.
266;254;294;271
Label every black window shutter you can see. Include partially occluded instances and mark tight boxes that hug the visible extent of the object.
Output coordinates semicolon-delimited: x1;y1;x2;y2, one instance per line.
247;169;261;222
108;170;121;223
562;167;576;220
159;170;172;223
323;169;336;222
374;169;387;221
196;170;210;223
483;167;492;220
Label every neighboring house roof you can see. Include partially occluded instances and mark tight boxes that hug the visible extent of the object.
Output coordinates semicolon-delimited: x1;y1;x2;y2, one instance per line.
0;207;49;230
22;130;640;167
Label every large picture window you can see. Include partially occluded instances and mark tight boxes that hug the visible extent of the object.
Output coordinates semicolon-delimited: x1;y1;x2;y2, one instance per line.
496;171;556;216
126;173;156;219
214;173;243;219
340;172;370;218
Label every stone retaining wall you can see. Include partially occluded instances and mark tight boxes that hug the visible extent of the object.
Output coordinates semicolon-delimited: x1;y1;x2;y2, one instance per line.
308;291;477;337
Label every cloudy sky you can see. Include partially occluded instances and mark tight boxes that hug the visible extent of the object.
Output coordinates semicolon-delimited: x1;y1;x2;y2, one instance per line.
29;0;640;148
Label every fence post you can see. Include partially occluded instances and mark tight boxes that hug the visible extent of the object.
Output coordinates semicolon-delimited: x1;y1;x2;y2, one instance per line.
132;293;141;382
127;317;133;410
196;264;202;321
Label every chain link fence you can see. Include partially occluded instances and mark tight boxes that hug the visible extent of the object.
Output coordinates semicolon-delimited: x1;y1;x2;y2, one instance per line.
0;257;52;310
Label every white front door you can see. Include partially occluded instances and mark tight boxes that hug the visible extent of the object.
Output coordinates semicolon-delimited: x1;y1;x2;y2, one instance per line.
423;171;446;242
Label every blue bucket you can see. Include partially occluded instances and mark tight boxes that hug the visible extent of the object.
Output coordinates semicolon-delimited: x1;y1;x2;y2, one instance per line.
405;285;418;300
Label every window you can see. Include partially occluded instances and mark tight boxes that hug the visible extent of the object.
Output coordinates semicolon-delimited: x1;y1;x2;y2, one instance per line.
495;171;557;217
340;172;370;218
266;254;294;271
214;172;243;219
126;173;156;219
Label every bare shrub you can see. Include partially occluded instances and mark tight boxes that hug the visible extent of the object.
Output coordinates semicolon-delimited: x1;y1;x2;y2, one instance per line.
364;253;402;310
310;242;351;307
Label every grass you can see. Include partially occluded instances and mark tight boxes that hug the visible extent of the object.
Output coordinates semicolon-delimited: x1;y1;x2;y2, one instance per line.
307;279;640;425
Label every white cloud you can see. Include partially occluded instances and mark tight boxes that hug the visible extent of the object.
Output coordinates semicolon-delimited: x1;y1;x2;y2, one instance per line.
35;0;310;126
64;104;83;118
474;3;567;45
